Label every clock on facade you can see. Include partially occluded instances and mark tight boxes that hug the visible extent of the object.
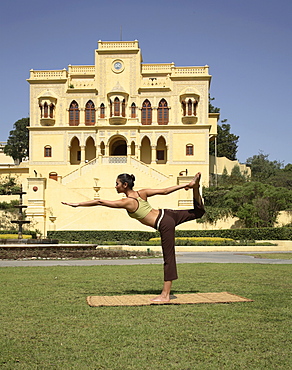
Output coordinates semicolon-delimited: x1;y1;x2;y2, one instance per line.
114;62;122;70
112;60;124;73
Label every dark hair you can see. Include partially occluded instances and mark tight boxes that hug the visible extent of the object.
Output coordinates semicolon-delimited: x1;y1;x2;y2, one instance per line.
117;173;135;189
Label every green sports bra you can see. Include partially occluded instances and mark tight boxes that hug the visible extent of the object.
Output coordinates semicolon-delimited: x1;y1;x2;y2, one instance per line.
127;195;153;220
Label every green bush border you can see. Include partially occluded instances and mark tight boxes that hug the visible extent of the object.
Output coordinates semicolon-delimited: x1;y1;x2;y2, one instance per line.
47;227;292;243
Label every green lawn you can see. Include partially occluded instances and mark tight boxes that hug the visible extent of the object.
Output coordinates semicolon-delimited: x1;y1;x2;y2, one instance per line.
0;263;291;369
246;253;292;260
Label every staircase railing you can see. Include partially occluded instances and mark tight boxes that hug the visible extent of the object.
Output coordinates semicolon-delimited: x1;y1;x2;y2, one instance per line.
61;156;169;185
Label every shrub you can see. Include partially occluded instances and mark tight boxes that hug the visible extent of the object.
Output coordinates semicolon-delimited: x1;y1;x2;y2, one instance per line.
47;227;292;243
47;230;158;243
0;200;19;211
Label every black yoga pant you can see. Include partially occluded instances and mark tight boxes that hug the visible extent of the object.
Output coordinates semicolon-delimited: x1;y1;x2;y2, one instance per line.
154;200;205;281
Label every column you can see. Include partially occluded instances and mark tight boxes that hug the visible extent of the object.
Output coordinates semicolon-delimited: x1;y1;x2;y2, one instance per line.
80;145;86;163
151;145;156;164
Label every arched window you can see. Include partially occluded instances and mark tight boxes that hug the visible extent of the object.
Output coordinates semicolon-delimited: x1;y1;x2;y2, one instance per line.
187;99;192;116
44;145;52;157
100;141;105;156
193;100;198;116
85;100;95;125
122;99;126;117
114;97;120;116
131;103;136;118
44;102;48;118
141;100;152;125
182;101;186;116
109;100;113;117
100;103;105;118
49;103;54;118
186;144;194;156
69;101;80;126
157;99;169;125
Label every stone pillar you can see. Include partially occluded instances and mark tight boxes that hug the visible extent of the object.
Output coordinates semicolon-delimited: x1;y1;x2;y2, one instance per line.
80;145;86;163
137;146;141;160
26;178;47;237
68;146;71;164
151;145;157;164
80;108;85;125
127;145;131;160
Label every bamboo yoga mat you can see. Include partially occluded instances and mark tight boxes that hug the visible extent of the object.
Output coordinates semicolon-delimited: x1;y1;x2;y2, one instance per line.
87;292;253;307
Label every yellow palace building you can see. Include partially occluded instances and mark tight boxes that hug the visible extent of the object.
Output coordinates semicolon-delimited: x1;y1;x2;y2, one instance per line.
3;40;249;235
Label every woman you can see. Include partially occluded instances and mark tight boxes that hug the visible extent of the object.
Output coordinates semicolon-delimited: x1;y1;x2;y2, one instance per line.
62;172;205;302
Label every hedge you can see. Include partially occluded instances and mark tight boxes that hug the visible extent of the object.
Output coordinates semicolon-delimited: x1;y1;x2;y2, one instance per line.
47;227;292;243
175;227;292;240
47;230;159;243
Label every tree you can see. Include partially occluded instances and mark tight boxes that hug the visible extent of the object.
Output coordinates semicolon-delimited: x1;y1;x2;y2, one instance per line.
208;97;239;161
217;165;249;187
284;163;292;172
246;151;283;182
209;120;239;161
0;176;21;195
200;185;232;224
224;182;292;228
209;95;220;113
202;179;292;227
4;118;29;163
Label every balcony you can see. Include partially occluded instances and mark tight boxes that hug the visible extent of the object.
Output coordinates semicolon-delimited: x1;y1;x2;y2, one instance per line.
182;116;198;125
40;117;55;126
109;116;127;125
141;63;174;75
171;66;210;78
98;40;139;51
28;69;67;82
139;78;171;92
68;65;95;76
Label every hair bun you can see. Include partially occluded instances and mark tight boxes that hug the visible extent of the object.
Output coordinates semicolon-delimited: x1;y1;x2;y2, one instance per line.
130;174;135;182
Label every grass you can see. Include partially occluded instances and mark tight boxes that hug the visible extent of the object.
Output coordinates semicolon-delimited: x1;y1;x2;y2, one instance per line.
0;263;291;369
246;252;292;260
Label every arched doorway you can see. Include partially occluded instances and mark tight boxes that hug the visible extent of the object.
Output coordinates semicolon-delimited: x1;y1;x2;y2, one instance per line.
131;141;135;156
140;136;151;164
70;137;81;164
110;137;127;156
156;136;167;164
100;141;105;155
85;137;96;162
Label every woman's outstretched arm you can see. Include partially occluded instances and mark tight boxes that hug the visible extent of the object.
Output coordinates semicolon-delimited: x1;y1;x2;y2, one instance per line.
140;172;201;198
62;198;131;209
142;183;188;198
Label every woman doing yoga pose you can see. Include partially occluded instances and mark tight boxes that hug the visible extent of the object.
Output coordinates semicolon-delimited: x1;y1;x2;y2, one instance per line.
62;172;205;302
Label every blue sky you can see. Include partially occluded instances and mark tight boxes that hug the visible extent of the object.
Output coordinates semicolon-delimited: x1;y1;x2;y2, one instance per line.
0;0;291;165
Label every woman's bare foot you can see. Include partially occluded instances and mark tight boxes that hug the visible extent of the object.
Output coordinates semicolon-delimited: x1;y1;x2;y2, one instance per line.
151;294;170;303
151;281;172;302
186;172;201;189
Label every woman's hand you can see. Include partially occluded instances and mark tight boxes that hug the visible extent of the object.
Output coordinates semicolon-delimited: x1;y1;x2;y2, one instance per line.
61;202;79;207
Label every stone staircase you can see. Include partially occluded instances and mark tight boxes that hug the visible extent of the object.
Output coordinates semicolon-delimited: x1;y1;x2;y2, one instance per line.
61;156;170;187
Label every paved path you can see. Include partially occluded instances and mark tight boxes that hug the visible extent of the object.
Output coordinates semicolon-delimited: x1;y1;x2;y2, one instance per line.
0;251;291;267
